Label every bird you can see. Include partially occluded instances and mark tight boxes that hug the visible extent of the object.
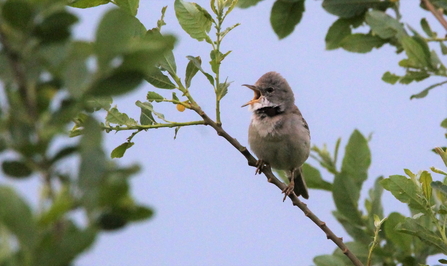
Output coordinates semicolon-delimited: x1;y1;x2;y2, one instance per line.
241;71;311;201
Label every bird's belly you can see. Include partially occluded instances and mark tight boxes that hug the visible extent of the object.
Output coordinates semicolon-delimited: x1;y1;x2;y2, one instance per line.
249;119;310;171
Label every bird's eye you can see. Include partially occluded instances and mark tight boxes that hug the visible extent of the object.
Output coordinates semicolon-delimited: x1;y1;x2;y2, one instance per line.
266;87;274;93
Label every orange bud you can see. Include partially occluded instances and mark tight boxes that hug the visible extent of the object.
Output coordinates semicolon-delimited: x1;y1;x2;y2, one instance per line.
176;104;185;112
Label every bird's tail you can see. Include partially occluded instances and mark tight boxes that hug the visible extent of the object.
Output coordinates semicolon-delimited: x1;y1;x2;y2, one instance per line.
294;167;309;199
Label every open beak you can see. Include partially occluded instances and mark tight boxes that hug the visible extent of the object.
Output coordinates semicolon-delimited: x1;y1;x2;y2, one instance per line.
241;84;261;107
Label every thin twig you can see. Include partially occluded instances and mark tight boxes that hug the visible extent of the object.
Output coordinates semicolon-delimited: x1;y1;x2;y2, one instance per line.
190;105;364;266
422;0;447;32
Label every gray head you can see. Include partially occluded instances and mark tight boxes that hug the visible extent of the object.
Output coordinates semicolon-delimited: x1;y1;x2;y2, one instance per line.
241;72;295;113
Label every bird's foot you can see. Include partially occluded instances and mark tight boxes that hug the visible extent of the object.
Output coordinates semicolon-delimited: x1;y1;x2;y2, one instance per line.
282;179;295;202
254;160;266;175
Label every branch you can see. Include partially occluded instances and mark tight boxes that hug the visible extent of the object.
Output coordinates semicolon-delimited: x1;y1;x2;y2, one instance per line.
190;105;364;266
422;0;447;32
102;120;206;131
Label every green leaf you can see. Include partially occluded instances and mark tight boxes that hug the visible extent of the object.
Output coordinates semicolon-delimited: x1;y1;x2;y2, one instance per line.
396;217;447;254
380;175;427;213
174;0;213;41
78;117;106;210
382;71;400;84
365;10;406;39
89;70;144;97
340;33;386;53
410;80;447;99
114;0;139;16
421;18;435;37
38;187;73;226
341;129;371;188
314;255;346;266
106;107;138;126
2;0;33;30
33;11;78;43
365;177;384;223
384;212;412;252
270;0;305;39
419;171;432;200
49;146;78;164
432;181;447;196
122;205;154;221
86;96;113;111
401;36;431;68
441;118;447;129
146;29;177;75
145;68;176;89
322;0;392;18
135;101;166;122
111;142;134;158
440;42;447;55
34;222;96;265
333;172;363;225
185;56;200;88
302;163;332;191
216;81;230;101
147;91;164;102
332;211;371;244
0;186;37;250
186;55;214;85
2;160;32;178
325;18;352;50
237;0;263;8
95;8;146;69
69;0;109;8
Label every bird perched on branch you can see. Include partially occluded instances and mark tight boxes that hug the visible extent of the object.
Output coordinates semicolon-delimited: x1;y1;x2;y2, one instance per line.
242;71;311;201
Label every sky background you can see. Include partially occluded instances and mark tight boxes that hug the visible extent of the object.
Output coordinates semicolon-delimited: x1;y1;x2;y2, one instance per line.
3;1;447;265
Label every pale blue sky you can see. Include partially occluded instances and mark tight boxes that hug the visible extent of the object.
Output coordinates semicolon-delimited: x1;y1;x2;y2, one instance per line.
4;1;447;265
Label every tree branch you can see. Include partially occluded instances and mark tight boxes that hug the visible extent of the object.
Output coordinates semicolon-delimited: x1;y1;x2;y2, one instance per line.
422;0;447;32
190;105;364;266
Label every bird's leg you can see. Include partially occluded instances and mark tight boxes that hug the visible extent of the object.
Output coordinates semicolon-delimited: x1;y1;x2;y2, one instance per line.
282;170;295;202
255;159;266;175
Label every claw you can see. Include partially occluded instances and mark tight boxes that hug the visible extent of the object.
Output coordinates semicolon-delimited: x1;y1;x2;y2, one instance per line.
255;160;265;175
282;178;295;202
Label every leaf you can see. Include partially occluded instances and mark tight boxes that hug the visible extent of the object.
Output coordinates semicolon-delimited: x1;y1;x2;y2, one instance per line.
135;101;166;122
114;0;139;16
325;18;352;50
145;68;176;89
78;117;106;210
380;175;427;213
216;81;230;101
186;55;214;85
146;91;164;103
111;142;134;158
185;56;200;88
396;217;447;254
322;0;393;18
49;146;78;164
90;70;144;97
341;129;371;188
401;36;431;68
432;181;447;196
313;255;346;266
69;0;109;8
365;10;406;40
38;187;73;226
410;80;447;99
2;0;33;31
340;33;386;53
146;29;177;74
382;71;400;84
33;11;78;43
237;0;264;8
332;211;371;244
365;177;384;221
440;42;447;55
419;171;432;200
421;18;435;37
95;8;146;69
302;163;332;191
2;160;32;178
174;0;212;41
384;212;412;252
333;172;363;225
0;186;37;250
270;0;305;39
106;107;138;126
441;118;447;129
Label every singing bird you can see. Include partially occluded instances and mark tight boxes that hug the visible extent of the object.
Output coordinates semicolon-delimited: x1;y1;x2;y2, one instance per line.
242;72;311;200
